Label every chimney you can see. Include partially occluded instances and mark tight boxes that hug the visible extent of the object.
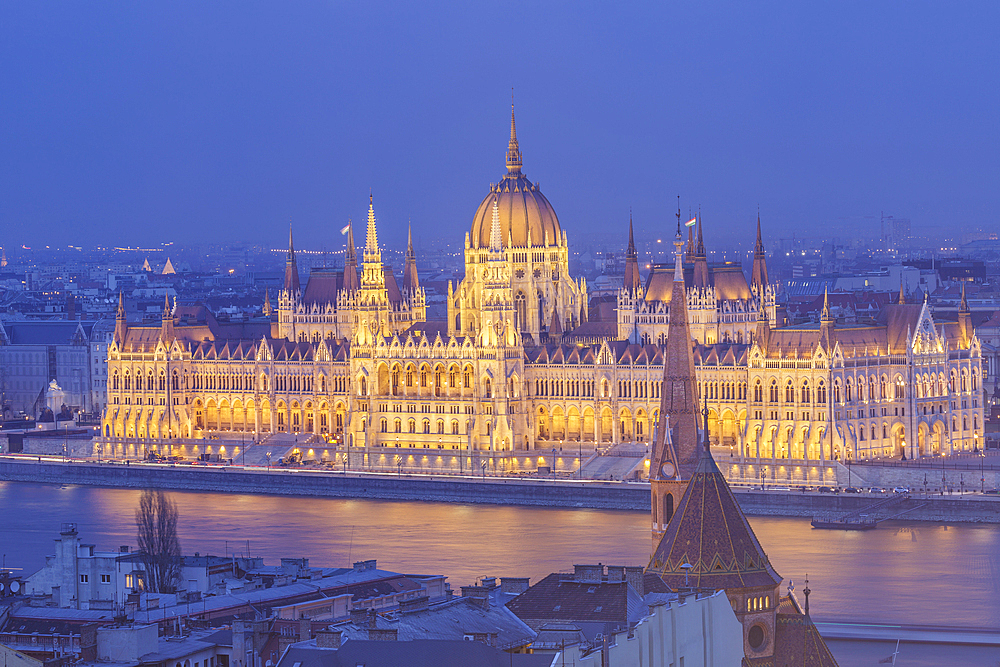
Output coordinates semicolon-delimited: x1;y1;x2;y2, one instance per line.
367;628;397;642
624;567;645;597
298;617;311;642
350;607;376;628
573;564;604;583
399;596;429;614
460;586;491;610
500;577;530;595
315;629;342;649
352;560;377;573
606;567;624;583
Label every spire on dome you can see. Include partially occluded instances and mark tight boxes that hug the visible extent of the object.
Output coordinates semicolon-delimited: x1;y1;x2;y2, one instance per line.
506;92;522;174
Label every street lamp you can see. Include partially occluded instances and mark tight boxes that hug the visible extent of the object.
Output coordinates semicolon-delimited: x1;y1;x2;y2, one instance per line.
981;450;986;493
760;468;766;491
266;451;272;472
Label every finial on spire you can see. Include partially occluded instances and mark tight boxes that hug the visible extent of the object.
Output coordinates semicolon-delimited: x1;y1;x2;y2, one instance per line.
803;575;811;616
675;195;681;237
627;209;636;258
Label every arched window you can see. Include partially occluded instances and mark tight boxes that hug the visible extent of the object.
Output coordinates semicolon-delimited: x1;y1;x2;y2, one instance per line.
452;420;460;435
113;372;120;390
422;419;430;434
769;380;778;403
408;419;416;434
464;368;472;388
785;381;794;403
360;377;367;395
420;367;428;387
394;419;401;433
484;378;492;398
817;381;826;404
802;381;810;404
380;418;388;433
172;372;179;391
437;419;445;434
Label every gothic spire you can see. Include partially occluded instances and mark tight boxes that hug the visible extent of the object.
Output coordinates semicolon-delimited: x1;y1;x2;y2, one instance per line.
751;210;770;290
898;277;906;305
116;291;125;320
821;286;831;322
346;219;357;265
624;211;641;294
406;222;415;260
403;222;420;295
283;224;300;294
650;212;700;482
960;281;969;312
506;92;522;174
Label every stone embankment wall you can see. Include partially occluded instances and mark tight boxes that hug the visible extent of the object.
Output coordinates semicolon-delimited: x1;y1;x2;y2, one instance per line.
2;459;1000;522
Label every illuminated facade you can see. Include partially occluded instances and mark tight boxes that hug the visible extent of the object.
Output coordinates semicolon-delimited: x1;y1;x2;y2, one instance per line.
99;109;983;465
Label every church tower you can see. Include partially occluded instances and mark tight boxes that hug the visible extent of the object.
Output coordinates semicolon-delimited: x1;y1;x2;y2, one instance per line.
649;215;701;547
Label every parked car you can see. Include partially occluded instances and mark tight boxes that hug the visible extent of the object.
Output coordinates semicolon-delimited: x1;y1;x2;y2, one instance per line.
983;488;999;495
817;486;836;493
892;486;910;494
843;487;862;493
868;487;887;494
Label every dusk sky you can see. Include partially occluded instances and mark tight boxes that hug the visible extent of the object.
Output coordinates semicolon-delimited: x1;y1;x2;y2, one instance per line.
2;2;997;252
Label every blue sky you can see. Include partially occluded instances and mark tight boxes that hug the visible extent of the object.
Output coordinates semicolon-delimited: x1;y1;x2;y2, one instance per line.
1;2;997;252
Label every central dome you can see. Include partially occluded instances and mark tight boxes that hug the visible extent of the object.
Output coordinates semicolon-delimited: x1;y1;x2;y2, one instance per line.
469;109;561;249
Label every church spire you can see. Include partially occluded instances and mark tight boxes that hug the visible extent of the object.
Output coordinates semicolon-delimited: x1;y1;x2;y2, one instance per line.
821;286;831;322
114;291;128;346
346;218;357;265
506;93;522;174
898;276;906;305
960;280;969;312
751;209;770;291
283;225;300;294
649;208;701;542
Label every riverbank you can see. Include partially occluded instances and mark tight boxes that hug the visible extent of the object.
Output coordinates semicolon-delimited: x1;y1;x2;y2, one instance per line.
4;456;1000;522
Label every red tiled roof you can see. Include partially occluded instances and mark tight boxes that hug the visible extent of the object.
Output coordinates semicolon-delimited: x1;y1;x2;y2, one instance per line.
648;449;781;591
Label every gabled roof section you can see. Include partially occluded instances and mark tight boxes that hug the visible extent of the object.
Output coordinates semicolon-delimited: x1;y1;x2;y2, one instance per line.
302;268;344;306
648;449;781;591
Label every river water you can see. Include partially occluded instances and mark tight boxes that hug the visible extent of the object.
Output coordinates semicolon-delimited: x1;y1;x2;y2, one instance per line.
2;481;998;665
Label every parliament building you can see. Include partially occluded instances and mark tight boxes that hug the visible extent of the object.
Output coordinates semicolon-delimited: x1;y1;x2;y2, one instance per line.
100;108;984;472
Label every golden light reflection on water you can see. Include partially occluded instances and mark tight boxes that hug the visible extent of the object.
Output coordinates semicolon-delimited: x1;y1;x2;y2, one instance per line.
1;481;998;628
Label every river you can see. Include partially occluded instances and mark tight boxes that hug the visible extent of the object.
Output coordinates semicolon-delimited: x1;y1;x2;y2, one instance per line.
2;481;998;665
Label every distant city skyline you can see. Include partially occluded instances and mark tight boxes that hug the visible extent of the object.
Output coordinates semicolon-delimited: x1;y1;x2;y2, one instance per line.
2;3;997;250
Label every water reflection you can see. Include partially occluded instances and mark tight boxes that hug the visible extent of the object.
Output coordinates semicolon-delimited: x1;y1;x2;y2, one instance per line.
1;482;997;628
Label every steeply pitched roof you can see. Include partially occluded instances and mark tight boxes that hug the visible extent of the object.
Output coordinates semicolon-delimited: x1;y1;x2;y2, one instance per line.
647;449;781;591
504;573;643;626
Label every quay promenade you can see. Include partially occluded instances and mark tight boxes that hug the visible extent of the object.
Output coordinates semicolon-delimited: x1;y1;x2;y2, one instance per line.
4;455;1000;522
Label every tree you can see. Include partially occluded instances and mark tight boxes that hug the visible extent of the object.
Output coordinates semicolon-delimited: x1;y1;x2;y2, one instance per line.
135;489;182;593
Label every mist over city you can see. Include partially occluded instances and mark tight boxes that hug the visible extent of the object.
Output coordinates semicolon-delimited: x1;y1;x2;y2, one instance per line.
2;4;1000;667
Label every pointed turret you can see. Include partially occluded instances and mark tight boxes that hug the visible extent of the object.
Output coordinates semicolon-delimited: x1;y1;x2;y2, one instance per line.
160;294;174;342
898;277;906;305
754;294;771;351
623;212;641;294
403;223;420;295
692;215;710;289
506;96;522;174
958;281;973;349
263;290;272;317
365;193;379;256
685;222;695;262
649;217;701;545
819;286;835;351
114;292;128;346
283;226;300;294
489;196;503;251
342;219;360;293
751;211;770;291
